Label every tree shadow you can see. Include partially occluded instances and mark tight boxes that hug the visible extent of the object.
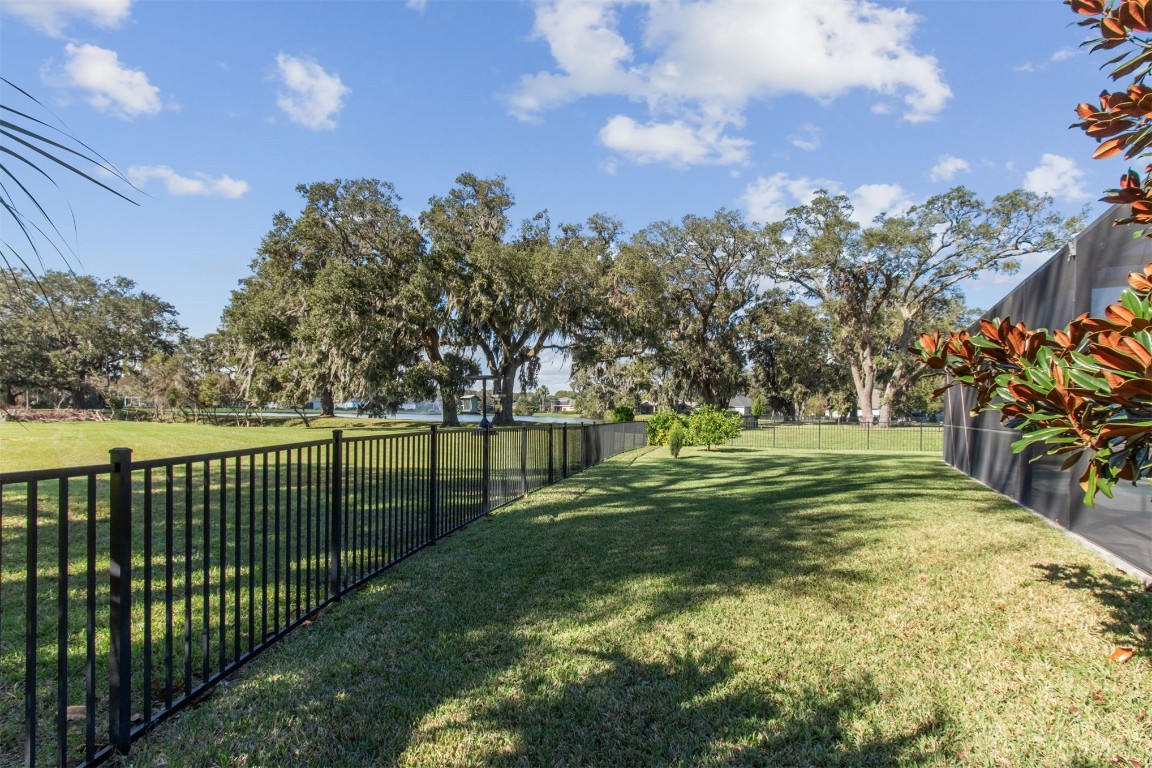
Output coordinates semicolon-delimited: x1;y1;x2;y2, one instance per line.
1031;562;1152;654
124;452;991;766
458;648;951;766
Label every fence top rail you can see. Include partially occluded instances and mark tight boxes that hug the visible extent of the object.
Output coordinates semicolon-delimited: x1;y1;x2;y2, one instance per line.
133;438;333;471
0;462;115;485
1;420;639;482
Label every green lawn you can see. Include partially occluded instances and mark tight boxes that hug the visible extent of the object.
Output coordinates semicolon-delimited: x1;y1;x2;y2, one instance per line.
120;446;1151;767
733;422;943;453
0;418;437;472
2;421;599;767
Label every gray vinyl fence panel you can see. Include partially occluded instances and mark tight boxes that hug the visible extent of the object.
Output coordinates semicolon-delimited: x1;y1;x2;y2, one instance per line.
942;203;1152;576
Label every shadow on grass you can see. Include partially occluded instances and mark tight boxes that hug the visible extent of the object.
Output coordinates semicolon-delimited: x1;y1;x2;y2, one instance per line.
465;649;949;767
1031;562;1152;655
130;451;965;766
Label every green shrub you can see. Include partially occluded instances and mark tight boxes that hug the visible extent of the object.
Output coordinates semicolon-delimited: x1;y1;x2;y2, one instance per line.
751;395;764;419
608;405;635;423
668;424;685;457
688;404;743;450
646;411;688;445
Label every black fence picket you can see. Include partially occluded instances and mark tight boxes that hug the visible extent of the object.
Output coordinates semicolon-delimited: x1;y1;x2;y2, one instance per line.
0;421;646;768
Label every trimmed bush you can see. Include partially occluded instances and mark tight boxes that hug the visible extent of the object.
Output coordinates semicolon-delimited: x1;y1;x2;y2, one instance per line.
688;404;743;450
608;405;635;423
668;424;685;457
646;411;689;446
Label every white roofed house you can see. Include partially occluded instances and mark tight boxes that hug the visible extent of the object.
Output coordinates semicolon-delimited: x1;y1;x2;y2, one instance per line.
548;397;577;413
728;395;753;416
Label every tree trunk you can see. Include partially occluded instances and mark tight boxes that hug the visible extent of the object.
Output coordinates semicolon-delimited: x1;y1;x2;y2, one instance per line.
319;388;334;418
849;349;875;424
423;332;461;428
493;368;517;426
878;372;898;428
877;400;893;428
876;355;912;429
439;389;460;427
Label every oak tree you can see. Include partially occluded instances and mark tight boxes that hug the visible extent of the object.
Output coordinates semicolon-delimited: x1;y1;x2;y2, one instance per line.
768;187;1073;425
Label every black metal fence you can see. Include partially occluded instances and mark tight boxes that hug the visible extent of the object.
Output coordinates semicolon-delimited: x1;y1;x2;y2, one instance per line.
732;417;943;453
1;421;646;768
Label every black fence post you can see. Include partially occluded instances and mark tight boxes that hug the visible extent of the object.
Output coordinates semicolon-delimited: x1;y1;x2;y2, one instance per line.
561;426;569;478
547;425;555;485
329;430;343;599
481;427;491;513
428;426;438;544
108;447;133;756
24;481;39;767
520;426;528;497
919;422;924;452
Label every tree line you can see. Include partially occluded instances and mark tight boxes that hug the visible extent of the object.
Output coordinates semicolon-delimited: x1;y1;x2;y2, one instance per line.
0;173;1077;425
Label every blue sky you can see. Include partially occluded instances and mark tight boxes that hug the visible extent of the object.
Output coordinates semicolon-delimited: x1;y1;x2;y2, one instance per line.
0;0;1135;390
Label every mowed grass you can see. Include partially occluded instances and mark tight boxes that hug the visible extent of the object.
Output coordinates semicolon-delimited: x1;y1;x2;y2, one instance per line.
120;447;1152;767
734;422;943;453
0;418;436;472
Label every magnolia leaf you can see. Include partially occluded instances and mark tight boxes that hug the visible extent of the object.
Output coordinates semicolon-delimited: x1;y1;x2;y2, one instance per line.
1111;378;1152;399
1120;287;1149;315
1011;426;1075;453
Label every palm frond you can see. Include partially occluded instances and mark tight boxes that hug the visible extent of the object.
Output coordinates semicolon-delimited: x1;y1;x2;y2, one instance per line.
0;77;139;278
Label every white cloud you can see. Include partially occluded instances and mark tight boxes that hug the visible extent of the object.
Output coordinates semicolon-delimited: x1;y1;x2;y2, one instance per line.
509;0;950;167
1023;153;1090;203
405;0;427;10
275;53;350;131
599;116;751;166
929;154;970;182
1017;47;1080;74
790;124;821;152
55;43;163;119
128;166;250;199
2;0;131;37
851;183;913;224
507;2;643;120
742;172;839;223
741;172;911;225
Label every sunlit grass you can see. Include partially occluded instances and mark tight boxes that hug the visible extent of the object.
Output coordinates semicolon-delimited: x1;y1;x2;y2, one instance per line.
0;419;435;472
123;447;1152;767
733;422;942;452
3;421;593;765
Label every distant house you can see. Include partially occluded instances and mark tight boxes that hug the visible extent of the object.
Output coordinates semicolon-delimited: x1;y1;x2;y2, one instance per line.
728;395;753;416
548;397;577;413
637;400;657;415
459;394;481;414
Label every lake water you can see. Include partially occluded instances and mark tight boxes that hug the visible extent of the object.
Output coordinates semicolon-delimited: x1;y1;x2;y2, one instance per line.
333;411;597;425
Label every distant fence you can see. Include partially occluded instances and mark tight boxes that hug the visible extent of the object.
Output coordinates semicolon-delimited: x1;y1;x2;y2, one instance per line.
1;421;646;768
732;417;943;453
